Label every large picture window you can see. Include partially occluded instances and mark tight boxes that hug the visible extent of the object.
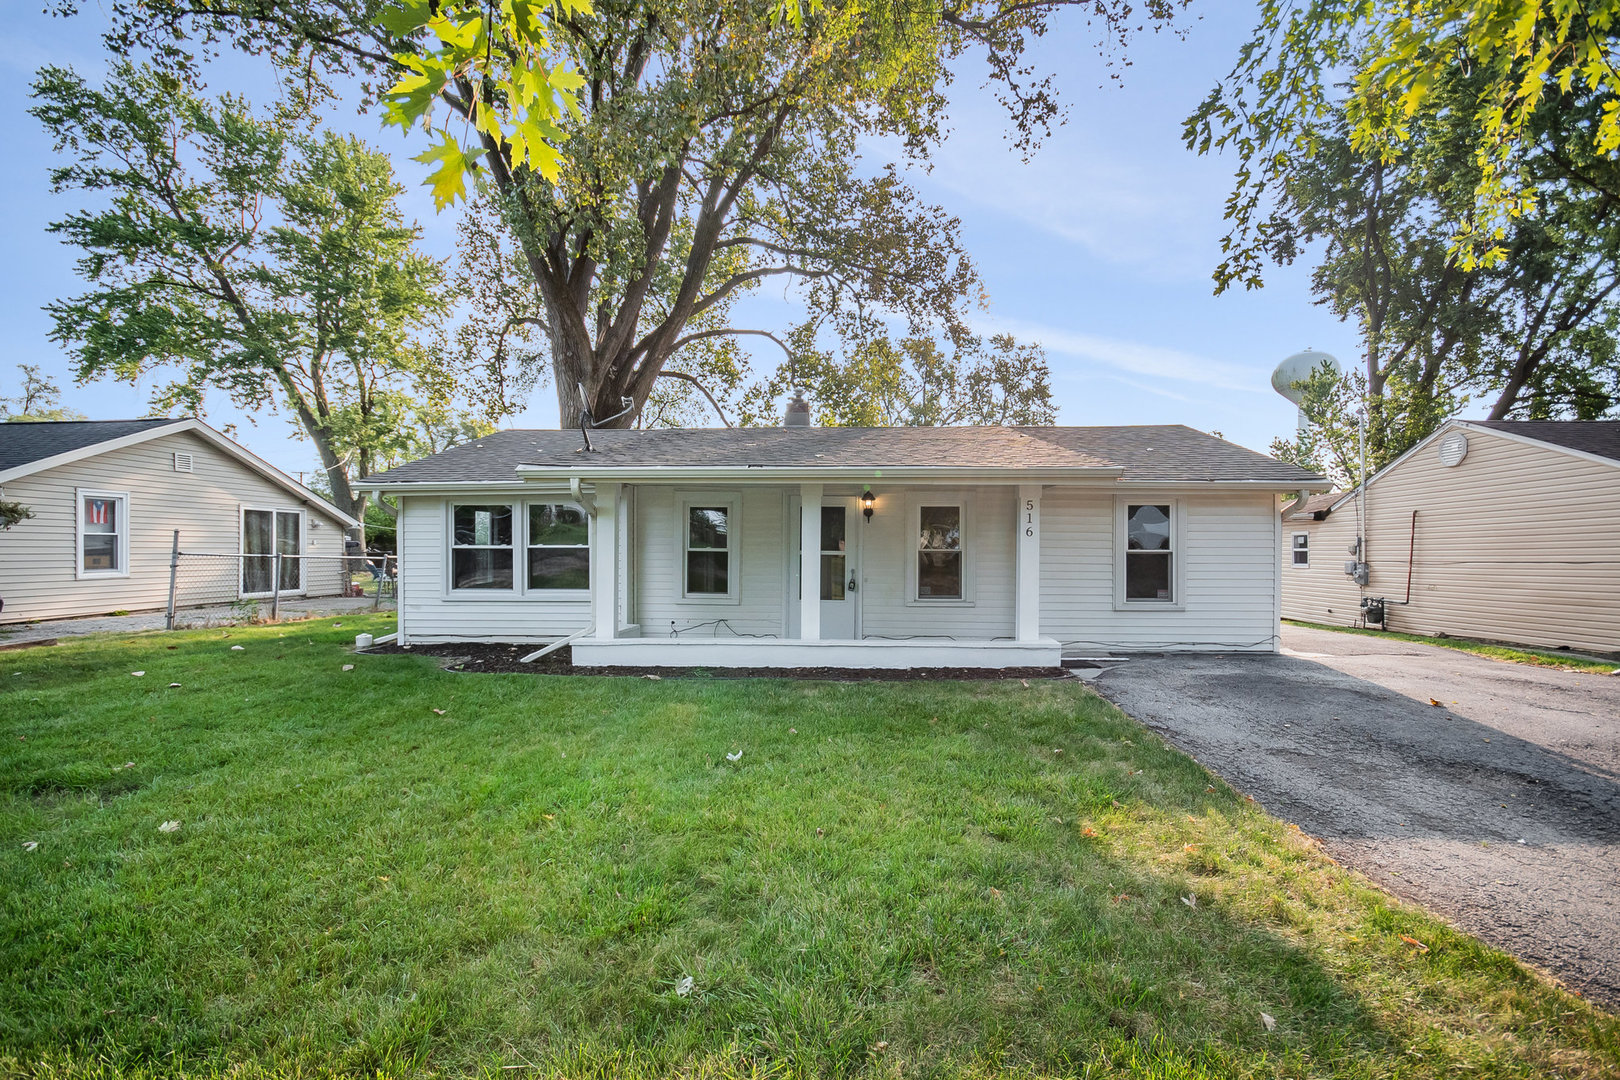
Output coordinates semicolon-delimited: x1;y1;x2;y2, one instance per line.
916;504;963;599
1123;503;1174;602
685;504;731;596
528;503;590;591
77;491;128;577
451;504;514;590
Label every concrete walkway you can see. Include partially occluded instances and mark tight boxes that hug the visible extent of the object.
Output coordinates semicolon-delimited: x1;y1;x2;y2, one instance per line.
0;595;391;645
1095;624;1620;1006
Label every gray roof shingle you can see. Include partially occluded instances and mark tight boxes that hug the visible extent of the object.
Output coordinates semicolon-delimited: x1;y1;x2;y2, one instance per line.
0;418;182;472
1470;420;1620;463
369;424;1322;486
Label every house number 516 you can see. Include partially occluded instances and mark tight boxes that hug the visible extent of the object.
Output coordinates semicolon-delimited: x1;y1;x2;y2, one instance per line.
1024;500;1035;537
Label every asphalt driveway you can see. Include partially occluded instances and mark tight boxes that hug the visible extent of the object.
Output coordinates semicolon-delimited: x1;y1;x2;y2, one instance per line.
1094;624;1620;1006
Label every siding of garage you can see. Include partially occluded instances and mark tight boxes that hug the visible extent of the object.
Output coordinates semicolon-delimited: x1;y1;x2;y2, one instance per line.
1280;423;1620;654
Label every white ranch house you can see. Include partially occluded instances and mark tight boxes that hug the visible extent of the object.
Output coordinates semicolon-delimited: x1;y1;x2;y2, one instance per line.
366;425;1323;668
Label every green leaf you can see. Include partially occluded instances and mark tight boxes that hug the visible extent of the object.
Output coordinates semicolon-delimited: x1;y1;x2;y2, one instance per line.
412;134;484;209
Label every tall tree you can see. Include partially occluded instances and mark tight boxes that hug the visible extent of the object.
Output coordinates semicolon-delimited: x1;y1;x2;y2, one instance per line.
737;330;1056;427
0;364;87;422
68;0;1187;427
1187;1;1620;282
34;63;495;526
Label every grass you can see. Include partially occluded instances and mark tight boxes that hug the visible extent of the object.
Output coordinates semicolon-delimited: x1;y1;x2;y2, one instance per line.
1285;619;1619;673
1;618;1615;1080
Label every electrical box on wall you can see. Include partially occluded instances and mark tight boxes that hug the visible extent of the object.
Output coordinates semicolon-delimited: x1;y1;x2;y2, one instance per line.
1344;561;1370;585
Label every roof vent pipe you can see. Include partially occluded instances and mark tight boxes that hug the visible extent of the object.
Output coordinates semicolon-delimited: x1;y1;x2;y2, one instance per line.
783;388;813;427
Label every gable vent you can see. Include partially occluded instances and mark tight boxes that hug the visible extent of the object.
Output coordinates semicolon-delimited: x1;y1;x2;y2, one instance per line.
173;452;194;473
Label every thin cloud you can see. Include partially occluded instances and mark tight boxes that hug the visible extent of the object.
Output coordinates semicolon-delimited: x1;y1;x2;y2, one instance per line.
975;314;1266;395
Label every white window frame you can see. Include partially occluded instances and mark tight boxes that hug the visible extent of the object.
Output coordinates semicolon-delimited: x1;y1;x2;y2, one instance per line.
679;493;741;604
524;500;592;600
905;492;975;606
1291;531;1310;569
239;505;307;598
445;501;518;597
1113;496;1185;611
75;488;130;580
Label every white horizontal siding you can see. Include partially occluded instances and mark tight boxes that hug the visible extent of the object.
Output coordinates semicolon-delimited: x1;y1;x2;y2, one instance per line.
0;430;347;623
1040;489;1280;652
632;486;787;639
396;494;591;644
1283;427;1620;653
1279;509;1364;627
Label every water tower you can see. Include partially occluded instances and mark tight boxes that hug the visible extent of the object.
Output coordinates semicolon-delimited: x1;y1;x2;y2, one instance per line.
1272;348;1340;434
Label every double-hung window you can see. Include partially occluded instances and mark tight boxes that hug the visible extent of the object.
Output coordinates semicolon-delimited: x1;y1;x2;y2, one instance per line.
1121;502;1175;603
527;503;590;591
684;503;732;597
916;504;963;600
450;504;514;590
77;490;128;578
1291;532;1310;568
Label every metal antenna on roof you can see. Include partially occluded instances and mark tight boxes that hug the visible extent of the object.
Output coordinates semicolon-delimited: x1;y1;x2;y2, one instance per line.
576;381;595;453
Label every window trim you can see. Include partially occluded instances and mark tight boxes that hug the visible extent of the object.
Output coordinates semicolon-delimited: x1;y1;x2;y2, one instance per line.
1291;531;1311;569
75;488;130;580
1113;497;1185;611
445;501;518;597
239;505;307;598
678;492;741;604
904;492;975;606
524;500;592;599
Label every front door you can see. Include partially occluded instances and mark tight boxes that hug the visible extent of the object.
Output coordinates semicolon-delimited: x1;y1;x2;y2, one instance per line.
817;499;858;639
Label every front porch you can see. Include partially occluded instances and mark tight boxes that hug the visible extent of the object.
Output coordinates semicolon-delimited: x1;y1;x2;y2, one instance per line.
575;479;1059;668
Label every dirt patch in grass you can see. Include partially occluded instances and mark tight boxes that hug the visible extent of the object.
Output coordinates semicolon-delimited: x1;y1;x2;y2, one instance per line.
370;641;1069;681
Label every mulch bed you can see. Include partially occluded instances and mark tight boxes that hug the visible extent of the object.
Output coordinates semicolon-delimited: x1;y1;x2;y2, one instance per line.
367;641;1072;681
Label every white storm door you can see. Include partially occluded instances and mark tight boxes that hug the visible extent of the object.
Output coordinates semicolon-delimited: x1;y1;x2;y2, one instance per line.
817;499;858;640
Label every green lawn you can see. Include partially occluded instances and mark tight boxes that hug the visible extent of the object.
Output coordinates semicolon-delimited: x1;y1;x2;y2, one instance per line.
1285;619;1620;673
2;618;1615;1079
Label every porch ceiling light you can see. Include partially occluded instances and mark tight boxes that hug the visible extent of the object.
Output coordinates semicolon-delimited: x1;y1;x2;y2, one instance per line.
862;489;876;521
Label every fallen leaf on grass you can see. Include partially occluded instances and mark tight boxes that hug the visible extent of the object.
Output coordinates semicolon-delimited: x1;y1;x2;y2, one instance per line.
873;1041;889;1053
1081;826;1097;838
675;976;694;997
788;727;797;734
341;664;354;672
642;674;662;681
432;708;447;716
1260;1012;1276;1032
1181;894;1197;908
725;749;743;762
377;876;390;882
989;887;1004;900
22;841;38;852
158;821;181;834
1020;680;1030;688
1400;934;1430;953
230;645;245;652
1111;800;1124;809
168;683;181;688
1183;844;1199;852
131;671;145;677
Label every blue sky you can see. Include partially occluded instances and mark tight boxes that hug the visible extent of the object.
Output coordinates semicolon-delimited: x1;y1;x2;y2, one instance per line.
0;5;1358;479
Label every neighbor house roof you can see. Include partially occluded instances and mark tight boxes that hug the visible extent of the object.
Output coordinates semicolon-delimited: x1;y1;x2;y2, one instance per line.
0;418;182;472
0;417;360;527
1468;420;1620;464
1283;492;1343;520
367;424;1324;488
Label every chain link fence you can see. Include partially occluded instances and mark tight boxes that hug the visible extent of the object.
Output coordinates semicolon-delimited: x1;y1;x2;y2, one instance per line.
163;534;395;628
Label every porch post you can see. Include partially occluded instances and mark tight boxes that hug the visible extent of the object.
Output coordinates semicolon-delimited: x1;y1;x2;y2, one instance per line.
592;482;621;640
1016;484;1042;642
799;482;823;641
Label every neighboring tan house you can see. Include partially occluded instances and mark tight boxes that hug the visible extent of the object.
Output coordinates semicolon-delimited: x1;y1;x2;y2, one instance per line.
365;424;1323;668
1281;419;1620;655
0;419;357;624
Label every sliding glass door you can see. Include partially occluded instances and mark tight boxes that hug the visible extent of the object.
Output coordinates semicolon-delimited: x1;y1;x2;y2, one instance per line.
242;509;303;596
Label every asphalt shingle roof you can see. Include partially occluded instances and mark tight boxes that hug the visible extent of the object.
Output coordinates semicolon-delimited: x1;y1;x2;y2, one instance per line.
369;424;1322;486
1470;420;1620;464
0;418;182;472
1283;492;1344;519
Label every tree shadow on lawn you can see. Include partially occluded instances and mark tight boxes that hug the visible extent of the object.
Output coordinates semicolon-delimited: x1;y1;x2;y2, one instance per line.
0;630;1614;1078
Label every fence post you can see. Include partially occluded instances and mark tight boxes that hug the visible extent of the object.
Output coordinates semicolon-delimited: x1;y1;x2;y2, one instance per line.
165;530;180;630
271;552;282;621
